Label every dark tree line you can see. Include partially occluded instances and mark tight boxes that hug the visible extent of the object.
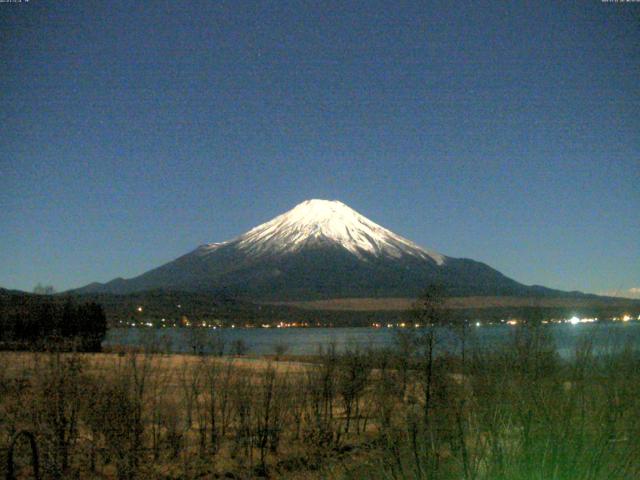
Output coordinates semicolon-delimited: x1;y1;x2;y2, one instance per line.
0;296;107;351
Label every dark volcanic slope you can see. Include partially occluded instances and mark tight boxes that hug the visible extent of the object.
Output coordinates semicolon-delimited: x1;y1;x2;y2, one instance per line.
77;244;564;300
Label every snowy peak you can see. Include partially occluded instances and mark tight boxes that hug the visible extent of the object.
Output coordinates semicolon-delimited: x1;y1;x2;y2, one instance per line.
229;199;445;264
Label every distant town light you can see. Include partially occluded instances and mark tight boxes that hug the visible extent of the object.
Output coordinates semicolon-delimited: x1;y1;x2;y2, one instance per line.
569;316;580;325
475;322;481;327
622;314;631;322
136;306;143;312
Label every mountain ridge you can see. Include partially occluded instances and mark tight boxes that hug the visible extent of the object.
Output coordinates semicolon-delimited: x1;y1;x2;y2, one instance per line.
73;199;591;300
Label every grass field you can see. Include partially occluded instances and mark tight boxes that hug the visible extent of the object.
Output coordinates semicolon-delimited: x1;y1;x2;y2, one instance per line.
269;295;640;311
1;324;639;479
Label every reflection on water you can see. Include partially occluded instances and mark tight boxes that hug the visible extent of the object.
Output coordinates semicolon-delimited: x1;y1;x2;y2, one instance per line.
104;322;640;358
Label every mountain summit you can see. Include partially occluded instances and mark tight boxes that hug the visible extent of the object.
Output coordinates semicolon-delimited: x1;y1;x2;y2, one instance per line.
76;199;566;300
203;199;445;264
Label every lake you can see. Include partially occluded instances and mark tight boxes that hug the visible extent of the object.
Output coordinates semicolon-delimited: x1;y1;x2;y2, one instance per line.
105;321;640;358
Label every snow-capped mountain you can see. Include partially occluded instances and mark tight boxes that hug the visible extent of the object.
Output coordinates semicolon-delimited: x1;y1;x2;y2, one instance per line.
75;199;562;300
201;199;445;263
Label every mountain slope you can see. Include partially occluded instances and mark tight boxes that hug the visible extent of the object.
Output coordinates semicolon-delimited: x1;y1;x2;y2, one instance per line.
75;199;571;300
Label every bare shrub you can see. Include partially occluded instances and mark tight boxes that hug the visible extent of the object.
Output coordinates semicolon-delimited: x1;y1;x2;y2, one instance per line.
273;342;290;360
30;350;85;479
231;338;249;356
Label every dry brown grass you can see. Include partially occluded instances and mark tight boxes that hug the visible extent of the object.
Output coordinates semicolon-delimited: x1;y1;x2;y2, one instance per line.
0;350;377;479
268;295;639;311
2;331;639;480
2;351;311;376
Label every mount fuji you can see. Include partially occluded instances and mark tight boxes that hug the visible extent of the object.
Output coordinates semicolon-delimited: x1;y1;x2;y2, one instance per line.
76;199;568;300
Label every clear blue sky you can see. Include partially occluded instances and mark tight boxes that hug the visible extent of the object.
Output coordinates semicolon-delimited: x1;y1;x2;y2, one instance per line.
1;0;638;296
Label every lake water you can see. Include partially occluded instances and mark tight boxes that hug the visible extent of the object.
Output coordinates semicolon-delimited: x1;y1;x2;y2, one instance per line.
105;321;640;359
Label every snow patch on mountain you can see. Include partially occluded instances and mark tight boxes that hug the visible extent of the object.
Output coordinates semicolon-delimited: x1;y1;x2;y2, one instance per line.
227;199;445;264
198;242;229;254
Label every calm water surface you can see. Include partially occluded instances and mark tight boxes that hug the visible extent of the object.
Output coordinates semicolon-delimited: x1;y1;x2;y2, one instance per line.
105;322;640;358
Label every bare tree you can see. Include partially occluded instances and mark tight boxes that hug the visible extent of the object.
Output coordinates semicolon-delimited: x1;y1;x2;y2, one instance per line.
410;284;448;428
